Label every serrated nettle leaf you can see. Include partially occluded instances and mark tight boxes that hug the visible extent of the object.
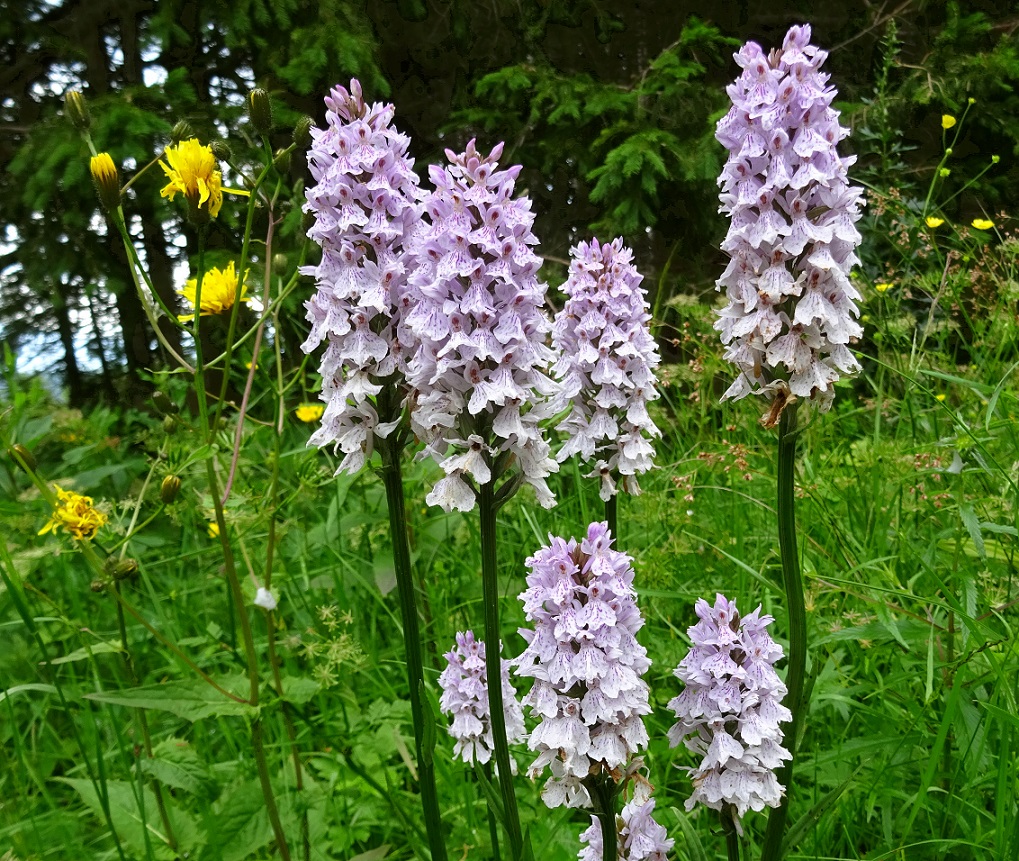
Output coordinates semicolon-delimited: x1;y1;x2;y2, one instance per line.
143;739;215;797
84;675;252;721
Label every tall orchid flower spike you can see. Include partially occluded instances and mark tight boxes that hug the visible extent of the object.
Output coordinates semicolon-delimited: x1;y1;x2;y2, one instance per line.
404;139;559;512
551;238;661;502
667;593;792;836
715;23;864;422
438;631;526;768
300;79;422;474
515;522;653;810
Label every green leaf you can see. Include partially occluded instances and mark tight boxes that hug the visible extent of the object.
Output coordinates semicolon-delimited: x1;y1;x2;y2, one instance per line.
51;641;123;664
143;739;215;797
0;683;57;704
201;779;273;861
669;807;708;861
349;846;391;861
960;503;986;559
57;778;180;860
279;675;321;705
85;675;253;722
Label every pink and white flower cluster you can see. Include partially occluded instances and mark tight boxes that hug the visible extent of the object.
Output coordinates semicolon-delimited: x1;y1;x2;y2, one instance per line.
668;594;792;830
551;238;661;500
578;783;673;861
715;24;864;412
300;80;422;473
515;522;652;808
438;630;526;767
403;140;559;512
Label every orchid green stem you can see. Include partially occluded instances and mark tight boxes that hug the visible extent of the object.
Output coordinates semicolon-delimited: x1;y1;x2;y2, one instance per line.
379;435;448;861
479;480;524;861
761;403;806;861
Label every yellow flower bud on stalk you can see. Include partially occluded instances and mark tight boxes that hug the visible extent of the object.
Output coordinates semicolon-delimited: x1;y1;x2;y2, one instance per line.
293;116;313;149
7;444;36;473
90;153;122;211
248;88;273;135
65;90;90;131
160;475;182;504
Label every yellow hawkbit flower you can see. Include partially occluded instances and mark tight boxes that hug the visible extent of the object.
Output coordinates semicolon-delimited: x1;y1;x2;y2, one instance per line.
90;153;122;211
875;283;893;293
295;403;325;423
159;138;249;219
208;521;220;538
925;216;945;228
39;485;107;541
178;261;250;323
941;114;956;130
971;218;994;230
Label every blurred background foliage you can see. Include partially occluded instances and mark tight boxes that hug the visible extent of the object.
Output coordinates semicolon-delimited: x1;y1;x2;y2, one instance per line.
1;0;1018;407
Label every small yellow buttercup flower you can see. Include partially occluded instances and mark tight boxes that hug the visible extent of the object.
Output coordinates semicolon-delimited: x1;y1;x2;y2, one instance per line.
939;167;951;178
935;394;947;402
941;114;956;130
39;485;107;541
875;282;893;293
925;217;945;228
295;403;325;423
971;218;994;230
178;261;250;323
159;138;248;219
208;521;220;539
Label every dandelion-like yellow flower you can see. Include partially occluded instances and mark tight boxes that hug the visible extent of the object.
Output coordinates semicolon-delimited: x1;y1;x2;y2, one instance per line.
941;114;956;130
971;218;994;230
875;283;893;293
295;403;325;423
39;485;107;541
90;153;122;211
159;138;248;219
925;216;945;228
178;261;250;323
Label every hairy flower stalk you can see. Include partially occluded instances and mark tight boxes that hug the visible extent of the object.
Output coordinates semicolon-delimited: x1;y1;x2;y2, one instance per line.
550;238;660;533
516;522;667;860
668;594;792;837
715;23;864;421
301;79;448;861
438;630;526;766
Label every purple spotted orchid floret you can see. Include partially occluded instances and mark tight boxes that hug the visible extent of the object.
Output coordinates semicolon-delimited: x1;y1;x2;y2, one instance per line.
438;630;526;768
403;140;559;513
551;238;661;501
667;594;792;833
578;783;673;861
300;79;422;473
515;522;652;809
715;24;864;413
